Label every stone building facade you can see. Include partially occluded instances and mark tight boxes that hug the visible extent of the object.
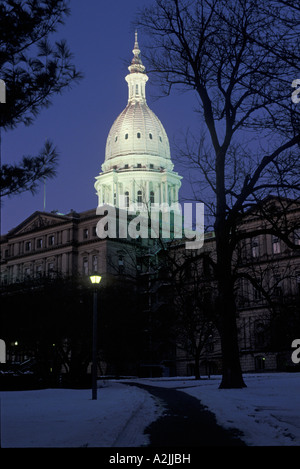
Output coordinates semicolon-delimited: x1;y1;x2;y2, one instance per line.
151;197;300;377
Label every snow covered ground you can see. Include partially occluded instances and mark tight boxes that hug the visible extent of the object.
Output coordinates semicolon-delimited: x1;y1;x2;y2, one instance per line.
1;372;299;447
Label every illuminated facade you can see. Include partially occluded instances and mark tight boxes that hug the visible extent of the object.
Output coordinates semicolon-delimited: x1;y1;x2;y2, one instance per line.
94;33;182;209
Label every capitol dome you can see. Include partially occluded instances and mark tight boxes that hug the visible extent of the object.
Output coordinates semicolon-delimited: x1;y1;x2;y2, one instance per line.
95;33;182;209
105;101;171;162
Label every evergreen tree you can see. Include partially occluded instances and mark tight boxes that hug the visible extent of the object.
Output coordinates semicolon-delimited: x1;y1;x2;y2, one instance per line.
0;0;82;199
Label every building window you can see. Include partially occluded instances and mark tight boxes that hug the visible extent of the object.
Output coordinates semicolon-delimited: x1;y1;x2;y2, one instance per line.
272;235;280;254
150;164;154;169
92;255;98;273
150;190;155;204
254;287;262;301
83;228;89;239
159;136;162;142
255;322;266;347
83;257;88;276
251;237;259;257
137;163;141;168
36;265;43;278
136;84;139;94
47;263;54;277
24;267;30;278
114;192;117;205
48;235;55;246
137;190;142;205
124;164;129;169
37;238;43;249
125;133;128;140
115;135;118;142
149;133;153;139
125;191;129;208
137;132;141;139
25;241;31;252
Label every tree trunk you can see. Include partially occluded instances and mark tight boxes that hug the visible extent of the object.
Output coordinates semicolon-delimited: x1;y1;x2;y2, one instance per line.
218;298;246;388
194;348;201;380
217;253;246;388
215;207;246;388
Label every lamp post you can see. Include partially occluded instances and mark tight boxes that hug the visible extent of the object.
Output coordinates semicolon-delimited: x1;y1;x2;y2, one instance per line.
90;275;102;400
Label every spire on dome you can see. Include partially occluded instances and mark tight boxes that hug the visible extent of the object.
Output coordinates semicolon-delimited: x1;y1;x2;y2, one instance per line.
128;31;145;74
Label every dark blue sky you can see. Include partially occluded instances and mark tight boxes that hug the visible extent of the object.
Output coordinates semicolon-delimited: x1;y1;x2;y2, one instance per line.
1;0;199;234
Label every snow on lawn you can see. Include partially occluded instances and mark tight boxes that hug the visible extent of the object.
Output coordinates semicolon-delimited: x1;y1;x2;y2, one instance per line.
1;372;299;447
0;382;162;448
185;373;300;446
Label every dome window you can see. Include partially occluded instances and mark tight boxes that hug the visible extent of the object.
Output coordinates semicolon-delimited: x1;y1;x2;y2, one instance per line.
137;132;141;139
149;133;153;140
125;133;128;139
115;136;118;142
159;136;162;142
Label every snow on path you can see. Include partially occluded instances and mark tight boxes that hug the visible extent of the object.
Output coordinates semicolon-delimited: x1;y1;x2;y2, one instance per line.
129;373;300;447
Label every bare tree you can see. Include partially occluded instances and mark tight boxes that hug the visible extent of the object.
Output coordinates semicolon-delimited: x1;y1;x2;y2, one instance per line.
137;0;300;388
167;249;218;379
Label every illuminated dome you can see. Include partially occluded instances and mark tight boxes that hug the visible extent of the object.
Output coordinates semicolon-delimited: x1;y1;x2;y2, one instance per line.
102;32;171;171
105;101;171;162
95;33;182;209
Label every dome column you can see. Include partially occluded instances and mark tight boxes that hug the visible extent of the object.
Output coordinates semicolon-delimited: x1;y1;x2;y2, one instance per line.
131;179;135;205
146;180;150;207
165;182;169;205
160;183;164;204
114;176;119;207
154;183;160;206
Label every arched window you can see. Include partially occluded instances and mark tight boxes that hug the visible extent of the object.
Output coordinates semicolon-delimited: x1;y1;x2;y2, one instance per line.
137;190;142;205
125;191;129;208
137;132;141;139
150;191;155;204
149;133;153;139
125;133;128;140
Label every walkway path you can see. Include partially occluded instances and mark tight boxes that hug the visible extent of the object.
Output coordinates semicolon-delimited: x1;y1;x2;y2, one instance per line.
125;382;246;447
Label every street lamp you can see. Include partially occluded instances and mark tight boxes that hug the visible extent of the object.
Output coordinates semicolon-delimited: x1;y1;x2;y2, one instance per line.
90;274;102;400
